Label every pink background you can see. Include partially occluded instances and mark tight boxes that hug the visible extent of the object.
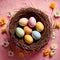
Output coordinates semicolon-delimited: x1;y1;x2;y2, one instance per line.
0;0;60;60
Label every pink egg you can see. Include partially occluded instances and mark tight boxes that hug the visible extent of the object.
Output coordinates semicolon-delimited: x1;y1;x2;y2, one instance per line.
28;17;36;28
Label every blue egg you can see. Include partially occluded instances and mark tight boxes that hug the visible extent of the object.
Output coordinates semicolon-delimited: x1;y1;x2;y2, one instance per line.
32;31;41;40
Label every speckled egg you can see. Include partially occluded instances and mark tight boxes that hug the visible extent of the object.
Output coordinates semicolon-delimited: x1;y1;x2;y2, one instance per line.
16;27;25;38
24;26;32;34
32;31;41;40
28;17;36;28
19;18;28;26
24;35;33;44
36;22;44;32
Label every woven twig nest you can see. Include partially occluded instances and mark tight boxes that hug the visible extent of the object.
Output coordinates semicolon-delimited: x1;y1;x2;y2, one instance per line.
9;8;52;52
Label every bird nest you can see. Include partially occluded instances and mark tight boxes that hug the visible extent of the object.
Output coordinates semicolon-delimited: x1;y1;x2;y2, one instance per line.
9;8;52;52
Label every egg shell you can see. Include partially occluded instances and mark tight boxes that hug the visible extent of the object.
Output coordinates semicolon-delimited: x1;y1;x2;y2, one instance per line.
36;22;44;32
24;35;33;44
16;27;25;38
32;31;41;40
19;18;28;26
28;17;36;28
24;26;32;34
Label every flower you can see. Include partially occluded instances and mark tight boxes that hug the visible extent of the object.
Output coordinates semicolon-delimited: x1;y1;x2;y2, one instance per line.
50;3;56;9
50;44;57;50
51;32;56;38
50;50;56;56
43;49;50;56
7;11;14;18
54;10;60;17
1;27;6;33
8;50;14;57
19;52;25;57
0;18;6;26
55;22;60;28
2;41;9;48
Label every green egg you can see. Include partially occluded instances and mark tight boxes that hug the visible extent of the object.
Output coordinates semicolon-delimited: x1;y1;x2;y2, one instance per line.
16;27;25;38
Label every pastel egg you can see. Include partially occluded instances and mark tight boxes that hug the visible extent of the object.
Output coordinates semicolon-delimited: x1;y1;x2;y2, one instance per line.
24;35;33;44
36;22;44;32
24;26;32;34
28;17;36;28
32;31;41;40
16;27;25;38
19;18;28;26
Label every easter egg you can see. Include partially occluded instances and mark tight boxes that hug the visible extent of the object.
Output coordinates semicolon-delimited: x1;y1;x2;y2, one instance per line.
32;31;41;40
24;35;33;44
36;22;44;32
24;26;32;34
16;27;25;38
28;17;36;28
19;18;28;26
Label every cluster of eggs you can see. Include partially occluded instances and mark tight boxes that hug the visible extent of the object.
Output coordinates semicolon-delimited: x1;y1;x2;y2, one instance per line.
15;17;44;44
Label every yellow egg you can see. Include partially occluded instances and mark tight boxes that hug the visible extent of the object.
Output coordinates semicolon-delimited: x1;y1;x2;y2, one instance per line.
24;35;33;44
24;26;32;34
36;22;44;32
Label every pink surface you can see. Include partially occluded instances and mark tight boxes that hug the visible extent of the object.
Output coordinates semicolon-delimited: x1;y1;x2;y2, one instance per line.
0;0;60;60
